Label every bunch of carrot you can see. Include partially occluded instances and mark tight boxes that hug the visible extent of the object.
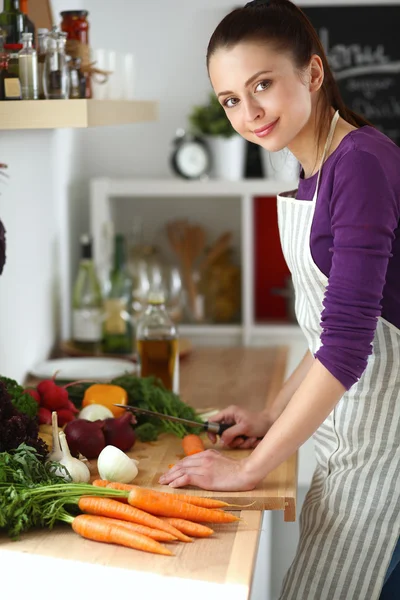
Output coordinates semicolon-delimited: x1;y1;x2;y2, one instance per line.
65;480;240;557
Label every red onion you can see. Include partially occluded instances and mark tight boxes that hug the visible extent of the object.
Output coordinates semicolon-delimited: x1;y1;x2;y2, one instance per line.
102;412;136;452
64;419;106;459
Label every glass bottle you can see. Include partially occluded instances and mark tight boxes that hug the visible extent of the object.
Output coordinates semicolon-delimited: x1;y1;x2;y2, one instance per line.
136;290;179;393
18;32;37;99
36;27;47;99
102;234;134;355
72;234;103;354
43;27;69;99
19;0;35;39
0;34;21;100
0;0;24;45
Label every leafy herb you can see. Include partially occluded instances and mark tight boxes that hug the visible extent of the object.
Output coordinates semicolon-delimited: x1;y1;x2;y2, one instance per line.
0;444;69;487
67;375;205;440
134;422;159;442
0;376;38;418
111;375;204;438
0;382;47;459
0;444;127;539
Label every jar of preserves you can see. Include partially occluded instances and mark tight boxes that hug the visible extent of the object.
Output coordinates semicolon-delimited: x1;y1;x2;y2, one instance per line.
60;10;91;98
60;10;89;44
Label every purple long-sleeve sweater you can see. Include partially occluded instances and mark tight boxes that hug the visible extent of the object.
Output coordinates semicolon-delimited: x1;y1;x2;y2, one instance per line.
295;126;400;390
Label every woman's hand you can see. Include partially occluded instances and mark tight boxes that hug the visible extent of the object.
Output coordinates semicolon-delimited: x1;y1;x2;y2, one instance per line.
208;405;272;448
158;449;258;491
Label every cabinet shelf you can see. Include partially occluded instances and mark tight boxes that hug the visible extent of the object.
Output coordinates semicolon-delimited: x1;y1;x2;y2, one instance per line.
87;177;302;349
93;177;298;198
0;99;158;130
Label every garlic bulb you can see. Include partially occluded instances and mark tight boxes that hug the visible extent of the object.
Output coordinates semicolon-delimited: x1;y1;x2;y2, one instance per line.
56;432;91;483
97;445;139;483
78;404;114;421
48;411;63;462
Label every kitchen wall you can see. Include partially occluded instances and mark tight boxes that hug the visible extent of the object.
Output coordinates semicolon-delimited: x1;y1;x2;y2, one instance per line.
0;128;85;380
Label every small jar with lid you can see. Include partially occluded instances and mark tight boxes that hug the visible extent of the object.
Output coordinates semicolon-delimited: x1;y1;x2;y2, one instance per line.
60;10;91;98
60;10;89;44
4;43;22;77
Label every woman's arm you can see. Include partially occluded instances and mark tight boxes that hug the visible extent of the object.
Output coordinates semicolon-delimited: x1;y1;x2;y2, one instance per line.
244;359;345;484
263;349;315;424
158;358;346;491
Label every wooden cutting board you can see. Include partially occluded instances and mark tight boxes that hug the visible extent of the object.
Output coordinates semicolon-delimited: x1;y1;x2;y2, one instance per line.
96;434;297;520
87;346;297;521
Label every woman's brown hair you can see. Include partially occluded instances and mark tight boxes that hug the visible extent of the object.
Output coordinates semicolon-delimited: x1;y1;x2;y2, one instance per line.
206;0;372;142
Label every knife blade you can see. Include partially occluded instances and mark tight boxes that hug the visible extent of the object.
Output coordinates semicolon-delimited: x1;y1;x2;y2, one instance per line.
114;404;232;435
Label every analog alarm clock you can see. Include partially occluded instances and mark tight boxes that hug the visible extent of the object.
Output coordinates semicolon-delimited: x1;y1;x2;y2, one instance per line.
170;129;211;179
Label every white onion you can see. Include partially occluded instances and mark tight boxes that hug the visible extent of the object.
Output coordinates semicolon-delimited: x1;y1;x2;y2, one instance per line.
78;404;114;421
97;445;139;483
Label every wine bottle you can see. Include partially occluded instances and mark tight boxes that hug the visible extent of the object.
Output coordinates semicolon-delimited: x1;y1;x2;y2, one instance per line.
72;234;103;354
136;290;179;393
0;0;24;45
19;0;35;39
102;234;134;355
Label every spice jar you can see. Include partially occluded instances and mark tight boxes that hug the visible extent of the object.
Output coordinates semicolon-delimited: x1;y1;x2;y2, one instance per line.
60;10;91;98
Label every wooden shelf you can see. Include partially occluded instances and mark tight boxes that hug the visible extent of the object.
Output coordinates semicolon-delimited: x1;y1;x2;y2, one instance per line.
0;99;158;130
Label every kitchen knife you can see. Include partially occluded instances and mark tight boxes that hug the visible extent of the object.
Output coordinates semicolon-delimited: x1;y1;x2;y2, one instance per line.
114;404;233;435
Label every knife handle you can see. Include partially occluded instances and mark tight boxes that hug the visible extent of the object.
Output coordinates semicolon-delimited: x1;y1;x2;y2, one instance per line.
205;421;242;436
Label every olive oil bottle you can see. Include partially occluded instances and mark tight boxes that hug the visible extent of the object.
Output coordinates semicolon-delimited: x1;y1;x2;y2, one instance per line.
136;290;179;392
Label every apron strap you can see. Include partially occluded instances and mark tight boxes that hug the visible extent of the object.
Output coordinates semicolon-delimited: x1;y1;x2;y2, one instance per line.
312;110;340;202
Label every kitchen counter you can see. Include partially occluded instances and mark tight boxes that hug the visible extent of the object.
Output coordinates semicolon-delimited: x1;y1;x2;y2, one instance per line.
1;346;296;600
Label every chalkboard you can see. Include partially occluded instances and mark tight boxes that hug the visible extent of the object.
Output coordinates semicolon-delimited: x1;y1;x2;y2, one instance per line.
302;4;400;145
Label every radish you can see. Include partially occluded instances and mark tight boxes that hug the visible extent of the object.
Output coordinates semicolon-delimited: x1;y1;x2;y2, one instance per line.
25;388;41;404
57;409;77;427
38;406;52;425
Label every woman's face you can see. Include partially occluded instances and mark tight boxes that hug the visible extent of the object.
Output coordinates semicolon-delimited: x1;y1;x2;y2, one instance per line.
209;41;316;152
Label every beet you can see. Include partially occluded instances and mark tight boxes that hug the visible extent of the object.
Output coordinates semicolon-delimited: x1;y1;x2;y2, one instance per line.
102;412;136;452
64;419;106;458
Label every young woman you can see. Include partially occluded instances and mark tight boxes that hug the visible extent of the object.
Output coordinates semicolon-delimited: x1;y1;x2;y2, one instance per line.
159;1;400;597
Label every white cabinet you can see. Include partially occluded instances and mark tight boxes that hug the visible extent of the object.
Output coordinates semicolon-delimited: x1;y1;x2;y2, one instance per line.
89;177;303;346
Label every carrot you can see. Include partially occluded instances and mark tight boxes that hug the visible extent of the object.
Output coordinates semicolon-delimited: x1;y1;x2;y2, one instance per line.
71;514;172;556
78;497;193;543
182;434;205;456
92;479;109;487
160;517;214;538
105;481;232;509
127;487;240;523
96;516;178;542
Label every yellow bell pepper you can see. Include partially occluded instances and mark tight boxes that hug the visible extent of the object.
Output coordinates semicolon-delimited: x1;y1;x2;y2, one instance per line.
82;384;128;417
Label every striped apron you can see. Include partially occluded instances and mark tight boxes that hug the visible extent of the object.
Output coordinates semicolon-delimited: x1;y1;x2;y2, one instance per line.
277;111;400;599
